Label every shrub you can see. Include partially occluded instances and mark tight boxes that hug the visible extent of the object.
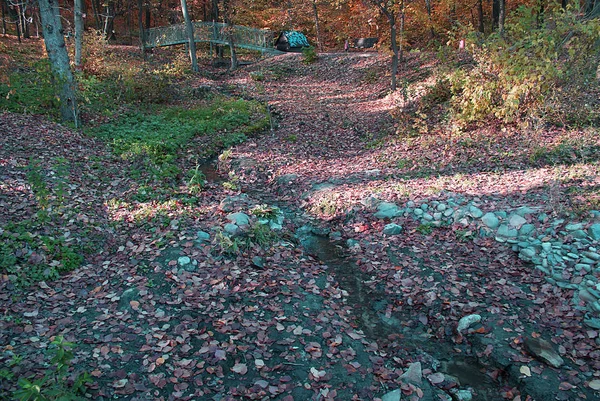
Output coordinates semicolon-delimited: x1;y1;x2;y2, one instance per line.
450;6;600;125
302;46;318;64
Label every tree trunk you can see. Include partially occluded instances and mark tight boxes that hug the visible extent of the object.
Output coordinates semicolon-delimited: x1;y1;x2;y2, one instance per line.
181;0;198;72
222;0;237;70
74;0;83;68
424;0;435;39
38;0;79;125
90;0;101;29
286;0;293;30
498;0;505;36
1;1;7;35
138;0;146;57
312;0;322;51
477;0;484;33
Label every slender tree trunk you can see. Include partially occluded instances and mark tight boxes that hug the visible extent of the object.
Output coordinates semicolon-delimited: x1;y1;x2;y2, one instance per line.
498;0;505;36
286;0;293;30
1;1;7;35
138;0;146;57
492;0;499;31
223;0;237;70
74;0;83;68
181;0;198;72
477;0;484;33
424;0;435;39
90;0;101;29
312;0;322;51
145;5;150;29
126;0;132;43
38;0;79;125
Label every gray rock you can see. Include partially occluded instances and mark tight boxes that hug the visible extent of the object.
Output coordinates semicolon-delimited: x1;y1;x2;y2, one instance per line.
582;251;600;260
566;223;584;231
579;289;596;303
381;389;401;401
360;196;379;208
196;230;211;242
538;213;549;223
227;212;250;226
482;213;500;229
524;337;564;368
454;389;473;401
468;206;483;219
421;203;429;211
119;288;140;311
497;224;518;238
178;256;191;266
589;224;600;240
383;224;403;236
457;314;481;333
509;214;527;229
375;202;401;219
519;224;536;236
437;203;447;212
444;209;455;217
422;213;433;221
400;362;422;385
414;208;424;217
252;256;265;268
515;206;537;216
224;223;240;235
433;212;442;220
520;247;537;260
219;194;249;212
584;318;600;329
346;239;360;249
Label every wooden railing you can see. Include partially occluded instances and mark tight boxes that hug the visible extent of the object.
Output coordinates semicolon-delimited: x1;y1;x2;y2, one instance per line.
143;22;280;53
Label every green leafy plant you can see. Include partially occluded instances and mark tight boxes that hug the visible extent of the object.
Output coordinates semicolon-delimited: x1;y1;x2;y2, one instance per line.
302;46;318;64
12;336;90;401
416;223;433;235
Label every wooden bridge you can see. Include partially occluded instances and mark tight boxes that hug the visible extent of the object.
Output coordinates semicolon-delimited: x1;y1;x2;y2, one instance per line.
143;22;282;54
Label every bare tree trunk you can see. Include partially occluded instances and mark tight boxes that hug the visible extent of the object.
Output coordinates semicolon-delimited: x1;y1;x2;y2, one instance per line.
74;0;83;68
1;1;7;35
286;0;293;30
138;0;146;57
477;0;484;33
223;0;237;70
90;0;101;29
38;0;79;125
371;1;398;91
498;0;505;36
424;0;435;39
312;0;322;51
181;0;198;72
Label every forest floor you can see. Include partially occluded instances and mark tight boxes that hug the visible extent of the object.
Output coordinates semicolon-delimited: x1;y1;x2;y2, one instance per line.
1;39;600;401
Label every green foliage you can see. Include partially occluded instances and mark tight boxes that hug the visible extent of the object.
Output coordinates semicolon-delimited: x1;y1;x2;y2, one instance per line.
11;336;90;401
302;46;318;64
529;140;600;165
249;71;265;81
450;6;600;125
88;98;267;182
248;223;279;248
416;223;433;235
0;60;59;117
187;165;206;194
250;204;280;220
223;172;240;191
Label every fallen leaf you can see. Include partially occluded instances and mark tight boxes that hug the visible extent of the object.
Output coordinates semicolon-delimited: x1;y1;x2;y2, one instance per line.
232;363;248;375
519;366;531;377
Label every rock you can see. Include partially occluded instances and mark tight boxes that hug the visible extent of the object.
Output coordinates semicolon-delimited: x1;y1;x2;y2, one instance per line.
252;256;265;268
414;208;424;216
421;203;429;211
219;194;249;212
589;224;600;240
196;230;211;242
224;223;240;235
582;251;600;260
437;203;447;212
509;214;527;229
227;212;250;226
579;289;597;304
178;256;191;266
360;196;379;208
497;224;518;238
400;362;422;385
519;247;537;260
118;288;140;311
383;224;403;236
454;389;473;401
468;206;483;219
375;202;401;219
519;224;536;236
566;223;584;231
346;239;360;248
584;318;600;329
524;337;564;368
515;206;537;216
456;314;481;333
481;213;500;229
381;389;401;401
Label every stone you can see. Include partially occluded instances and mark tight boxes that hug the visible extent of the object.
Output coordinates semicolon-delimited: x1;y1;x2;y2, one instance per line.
579;289;596;303
118;288;140;311
227;212;250;226
519;224;536;236
524;337;564;368
421;204;429;211
538;213;549;223
252;256;265;268
497;224;518;238
196;230;211;242
224;223;240;235
414;208;424;216
360;196;379;208
178;256;191;266
400;362;422;385
515;206;537;216
433;212;442;220
481;213;500;229
509;214;527;229
566;223;584;231
381;389;401;401
444;209;454;217
457;314;481;333
422;213;433;221
346;239;360;249
468;206;483;219
383;224;403;236
520;247;536;260
589;224;600;240
454;390;473;401
582;251;600;260
219;194;249;212
375;202;401;219
584;318;600;329
437;203;447;212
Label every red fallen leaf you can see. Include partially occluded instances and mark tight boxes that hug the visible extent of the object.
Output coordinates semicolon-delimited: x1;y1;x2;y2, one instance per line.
427;372;445;384
559;382;575;391
255;379;269;388
232;363;248;374
214;349;226;360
